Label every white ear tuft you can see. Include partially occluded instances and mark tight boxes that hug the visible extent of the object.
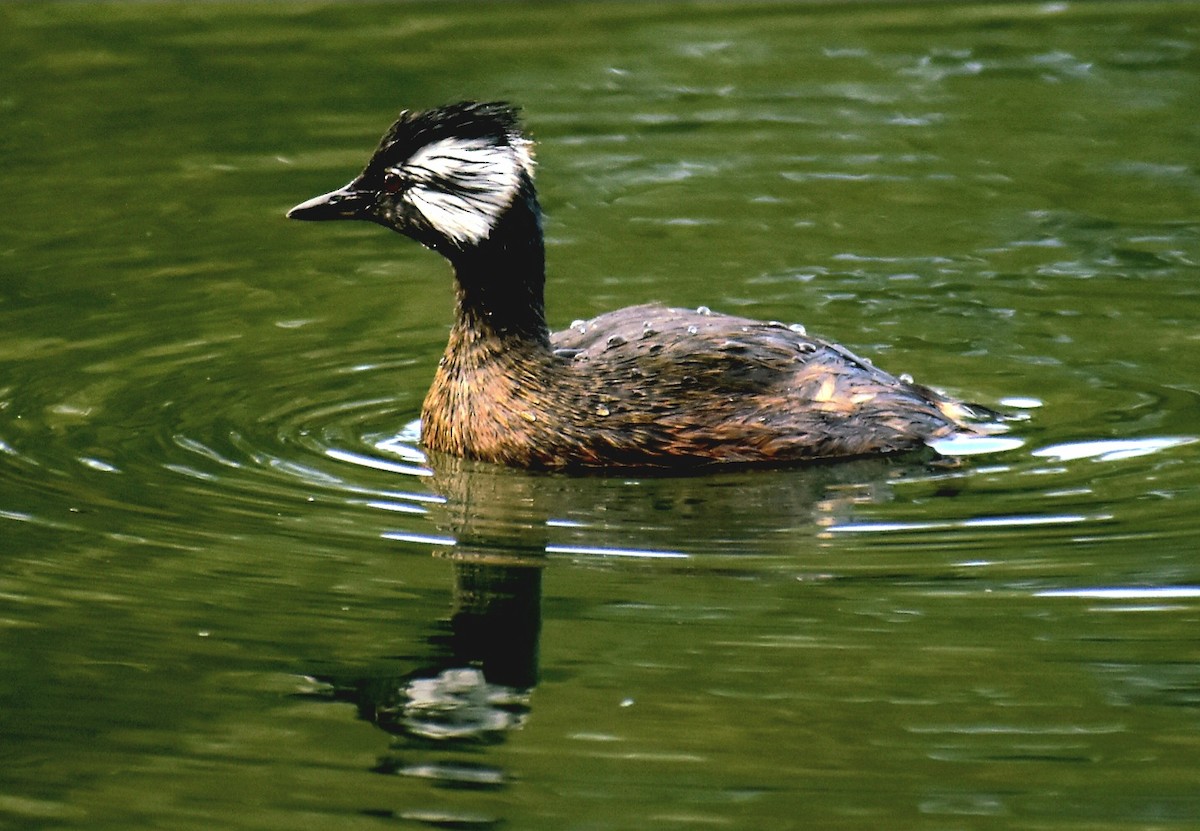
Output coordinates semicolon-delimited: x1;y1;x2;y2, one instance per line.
399;136;533;245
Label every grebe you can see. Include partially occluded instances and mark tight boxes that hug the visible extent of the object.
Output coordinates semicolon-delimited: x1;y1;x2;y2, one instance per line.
288;101;990;470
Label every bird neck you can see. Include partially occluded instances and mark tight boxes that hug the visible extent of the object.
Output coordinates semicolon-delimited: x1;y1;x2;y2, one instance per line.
447;188;550;347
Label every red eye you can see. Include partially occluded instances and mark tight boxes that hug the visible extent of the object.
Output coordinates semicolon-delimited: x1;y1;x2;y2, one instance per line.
382;170;407;194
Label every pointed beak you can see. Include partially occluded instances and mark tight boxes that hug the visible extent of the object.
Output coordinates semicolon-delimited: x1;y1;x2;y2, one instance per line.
286;184;376;221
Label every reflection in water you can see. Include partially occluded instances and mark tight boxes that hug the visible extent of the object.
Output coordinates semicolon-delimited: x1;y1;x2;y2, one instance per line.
295;420;1196;822
408;440;970;558
310;553;540;731
363;557;543;745
1032;436;1197;463
300;448;963;819
434;558;542;693
305;551;541;826
305;456;557;818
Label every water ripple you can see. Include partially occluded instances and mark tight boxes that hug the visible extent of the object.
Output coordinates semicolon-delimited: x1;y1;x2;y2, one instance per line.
827;511;1106;536
1035;587;1200;600
1032;436;1196;462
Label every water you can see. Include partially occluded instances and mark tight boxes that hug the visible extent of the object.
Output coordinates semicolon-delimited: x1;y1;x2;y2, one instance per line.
2;1;1199;828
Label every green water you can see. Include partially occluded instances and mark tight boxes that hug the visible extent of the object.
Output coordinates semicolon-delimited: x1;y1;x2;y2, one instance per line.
2;1;1199;828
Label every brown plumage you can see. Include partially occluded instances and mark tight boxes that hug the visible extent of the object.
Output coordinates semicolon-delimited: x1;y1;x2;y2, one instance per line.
288;101;991;470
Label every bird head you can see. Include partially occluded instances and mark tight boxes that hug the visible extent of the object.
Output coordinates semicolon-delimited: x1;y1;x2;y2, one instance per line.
287;101;536;256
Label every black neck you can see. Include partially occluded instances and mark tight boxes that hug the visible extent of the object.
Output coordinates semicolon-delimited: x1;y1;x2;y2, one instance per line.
446;186;550;346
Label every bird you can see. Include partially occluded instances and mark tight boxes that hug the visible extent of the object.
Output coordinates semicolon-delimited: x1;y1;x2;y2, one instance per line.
287;101;994;470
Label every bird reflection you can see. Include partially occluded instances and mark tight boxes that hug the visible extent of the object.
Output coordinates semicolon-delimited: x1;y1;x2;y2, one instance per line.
301;453;555;807
301;446;959;812
373;555;543;744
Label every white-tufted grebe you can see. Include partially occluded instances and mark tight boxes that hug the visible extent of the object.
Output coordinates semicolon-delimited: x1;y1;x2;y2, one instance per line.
288;101;993;470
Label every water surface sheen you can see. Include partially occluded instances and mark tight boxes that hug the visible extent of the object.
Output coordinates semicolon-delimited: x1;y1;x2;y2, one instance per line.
2;2;1199;829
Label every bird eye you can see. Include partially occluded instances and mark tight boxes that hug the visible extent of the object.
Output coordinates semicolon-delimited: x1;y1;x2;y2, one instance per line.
382;170;407;194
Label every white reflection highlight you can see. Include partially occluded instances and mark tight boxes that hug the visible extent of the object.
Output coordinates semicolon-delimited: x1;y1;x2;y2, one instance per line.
382;531;456;547
379;535;689;560
325;447;431;477
1035;587;1200;599
928;435;1025;456
546;544;688;560
829;513;1102;534
1033;436;1196;462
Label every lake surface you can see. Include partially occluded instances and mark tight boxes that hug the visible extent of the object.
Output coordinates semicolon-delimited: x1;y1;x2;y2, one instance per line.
2;1;1199;828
